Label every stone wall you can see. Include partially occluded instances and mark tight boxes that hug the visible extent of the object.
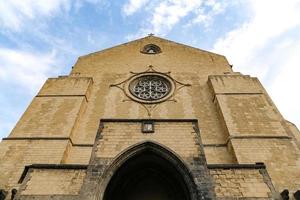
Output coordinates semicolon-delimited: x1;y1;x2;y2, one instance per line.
0;140;68;190
96;120;201;159
20;169;86;196
209;166;275;199
231;139;300;192
79;119;215;200
1;36;299;199
0;77;93;197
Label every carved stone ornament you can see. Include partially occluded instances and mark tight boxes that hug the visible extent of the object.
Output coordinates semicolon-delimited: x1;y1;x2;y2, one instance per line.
110;65;191;117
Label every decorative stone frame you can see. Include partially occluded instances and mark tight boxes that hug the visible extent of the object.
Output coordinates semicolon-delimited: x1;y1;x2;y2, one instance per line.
110;66;191;117
141;120;155;133
125;72;175;104
140;44;162;54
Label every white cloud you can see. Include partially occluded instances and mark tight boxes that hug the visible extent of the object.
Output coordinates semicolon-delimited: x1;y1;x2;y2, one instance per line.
74;0;109;12
0;0;109;139
123;0;150;16
0;48;59;93
0;48;62;138
268;39;300;127
212;0;300;127
0;0;71;31
0;0;106;31
190;0;228;27
125;0;228;39
151;0;202;34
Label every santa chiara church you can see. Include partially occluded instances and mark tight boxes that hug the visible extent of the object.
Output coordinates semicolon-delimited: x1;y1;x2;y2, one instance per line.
0;35;300;200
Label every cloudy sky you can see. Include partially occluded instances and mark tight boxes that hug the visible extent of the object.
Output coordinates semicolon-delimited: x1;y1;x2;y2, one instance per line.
0;0;299;139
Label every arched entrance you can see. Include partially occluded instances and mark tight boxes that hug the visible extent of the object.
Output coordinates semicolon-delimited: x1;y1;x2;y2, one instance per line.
102;142;197;200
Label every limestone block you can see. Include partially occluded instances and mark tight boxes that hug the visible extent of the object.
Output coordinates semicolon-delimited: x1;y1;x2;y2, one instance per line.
231;138;300;192
215;94;287;137
38;77;93;99
210;168;271;198
204;146;236;164
64;146;92;164
21;169;86;195
208;75;264;94
0;140;68;189
96;121;201;160
10;97;86;138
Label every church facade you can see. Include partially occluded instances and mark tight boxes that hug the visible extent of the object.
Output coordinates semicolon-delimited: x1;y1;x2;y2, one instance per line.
0;36;300;200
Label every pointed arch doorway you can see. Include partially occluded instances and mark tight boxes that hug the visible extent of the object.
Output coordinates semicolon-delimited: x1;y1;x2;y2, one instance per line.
103;142;197;200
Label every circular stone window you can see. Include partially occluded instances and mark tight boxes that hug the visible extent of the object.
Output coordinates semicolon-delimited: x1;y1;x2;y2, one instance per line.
128;74;173;103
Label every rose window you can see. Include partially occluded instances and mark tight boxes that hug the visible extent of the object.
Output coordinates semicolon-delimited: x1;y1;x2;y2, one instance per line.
129;75;171;101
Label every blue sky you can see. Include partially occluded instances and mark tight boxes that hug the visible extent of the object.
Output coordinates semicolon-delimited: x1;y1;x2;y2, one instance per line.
0;0;300;139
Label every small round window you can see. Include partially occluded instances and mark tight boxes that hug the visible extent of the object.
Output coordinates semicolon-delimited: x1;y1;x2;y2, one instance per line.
141;44;161;54
129;75;171;101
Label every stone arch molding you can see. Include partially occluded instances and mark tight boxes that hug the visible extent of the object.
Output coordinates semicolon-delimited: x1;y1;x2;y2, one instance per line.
96;141;200;200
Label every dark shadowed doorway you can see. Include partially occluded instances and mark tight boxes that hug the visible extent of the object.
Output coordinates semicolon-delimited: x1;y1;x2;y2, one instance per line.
103;149;192;200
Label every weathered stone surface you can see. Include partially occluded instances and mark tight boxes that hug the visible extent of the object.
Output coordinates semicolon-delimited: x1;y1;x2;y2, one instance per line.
0;35;299;199
20;169;86;196
210;169;272;198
